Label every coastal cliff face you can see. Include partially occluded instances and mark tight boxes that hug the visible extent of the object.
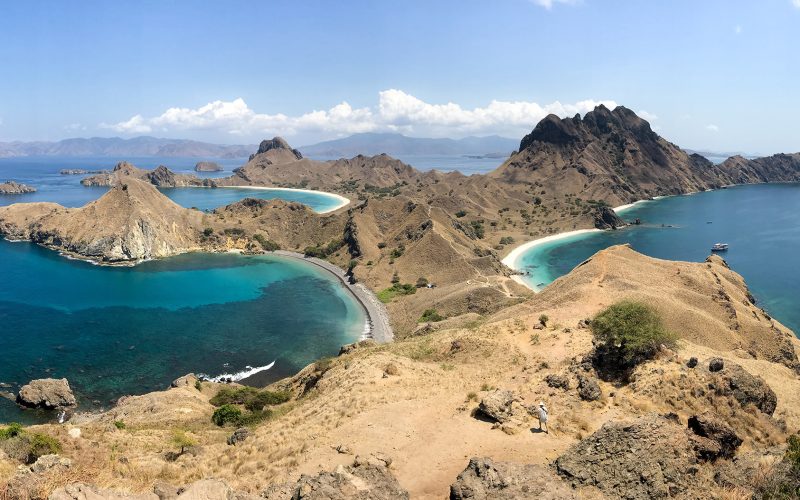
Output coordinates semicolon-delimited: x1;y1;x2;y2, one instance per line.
4;246;798;499
0;179;206;262
81;161;215;188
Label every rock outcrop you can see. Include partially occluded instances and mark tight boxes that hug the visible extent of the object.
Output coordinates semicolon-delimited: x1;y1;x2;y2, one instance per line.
706;361;778;415
0;180;36;194
49;479;257;500
555;415;724;499
16;378;77;409
449;457;576;499
593;206;627;230
687;413;742;459
81;161;214;188
248;136;303;162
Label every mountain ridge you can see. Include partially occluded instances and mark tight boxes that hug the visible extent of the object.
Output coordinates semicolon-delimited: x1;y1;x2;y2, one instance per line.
299;132;518;158
0;136;255;159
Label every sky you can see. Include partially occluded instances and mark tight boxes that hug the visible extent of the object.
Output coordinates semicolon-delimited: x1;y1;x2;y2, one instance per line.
0;0;798;154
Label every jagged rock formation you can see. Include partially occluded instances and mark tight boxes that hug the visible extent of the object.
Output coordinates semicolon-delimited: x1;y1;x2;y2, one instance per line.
593;206;626;229
248;136;303;162
0;178;205;262
449;457;577;499
16;378;77;409
0;180;36;194
703;361;778;415
81;162;214;188
194;161;222;172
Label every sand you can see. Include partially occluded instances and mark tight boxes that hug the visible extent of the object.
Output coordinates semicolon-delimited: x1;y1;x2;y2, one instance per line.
219;186;351;214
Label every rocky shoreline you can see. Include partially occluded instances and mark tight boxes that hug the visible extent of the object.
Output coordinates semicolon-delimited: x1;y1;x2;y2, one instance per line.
0;180;36;194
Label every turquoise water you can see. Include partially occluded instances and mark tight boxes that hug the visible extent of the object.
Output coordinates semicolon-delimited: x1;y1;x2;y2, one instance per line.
0;242;365;423
512;184;800;336
0;156;345;213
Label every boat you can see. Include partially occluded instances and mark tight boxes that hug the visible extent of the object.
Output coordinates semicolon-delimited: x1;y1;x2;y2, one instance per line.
711;243;729;252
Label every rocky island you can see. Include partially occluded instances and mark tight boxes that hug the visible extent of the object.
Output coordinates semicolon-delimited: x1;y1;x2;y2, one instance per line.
0;180;36;194
2;107;800;498
194;161;223;172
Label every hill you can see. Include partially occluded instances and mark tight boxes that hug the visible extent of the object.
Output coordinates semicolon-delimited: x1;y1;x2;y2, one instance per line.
299;132;517;158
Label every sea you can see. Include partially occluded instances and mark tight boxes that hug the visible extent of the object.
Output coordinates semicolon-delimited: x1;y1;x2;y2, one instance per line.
510;183;800;338
0;156;364;423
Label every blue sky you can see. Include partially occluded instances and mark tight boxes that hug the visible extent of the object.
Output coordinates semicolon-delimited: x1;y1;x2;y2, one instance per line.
0;0;798;153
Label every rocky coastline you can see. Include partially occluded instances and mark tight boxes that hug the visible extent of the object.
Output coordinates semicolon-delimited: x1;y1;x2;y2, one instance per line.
0;181;36;194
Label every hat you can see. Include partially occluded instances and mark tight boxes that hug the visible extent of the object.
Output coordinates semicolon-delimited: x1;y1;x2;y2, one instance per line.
539;401;545;407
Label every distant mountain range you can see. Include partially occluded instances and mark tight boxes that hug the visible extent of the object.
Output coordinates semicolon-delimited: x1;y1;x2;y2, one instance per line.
0;137;255;159
299;133;518;158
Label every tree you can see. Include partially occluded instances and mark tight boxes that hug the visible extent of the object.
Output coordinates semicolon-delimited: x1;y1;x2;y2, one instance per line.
538;314;549;327
171;429;197;456
590;300;676;377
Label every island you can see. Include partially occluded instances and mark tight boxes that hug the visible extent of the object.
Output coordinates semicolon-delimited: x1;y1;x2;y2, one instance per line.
194;161;223;172
0;180;36;194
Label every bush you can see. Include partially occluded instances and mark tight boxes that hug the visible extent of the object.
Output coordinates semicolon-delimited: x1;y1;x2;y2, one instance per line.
244;390;291;412
538;314;549;326
253;233;280;251
499;236;515;245
419;309;444;322
469;220;485;239
211;404;243;426
171;429;197;454
211;387;290;410
223;227;246;237
415;277;429;288
202;227;214;237
590;300;676;373
0;423;23;440
377;283;417;303
113;420;126;430
455;210;467;218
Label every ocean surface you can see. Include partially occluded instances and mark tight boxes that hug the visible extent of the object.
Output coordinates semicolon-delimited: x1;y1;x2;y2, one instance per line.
512;183;800;337
0;156;345;212
0;156;364;423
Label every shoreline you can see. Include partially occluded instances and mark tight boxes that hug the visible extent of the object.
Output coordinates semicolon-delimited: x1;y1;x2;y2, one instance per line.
501;229;603;290
216;185;351;214
273;250;393;344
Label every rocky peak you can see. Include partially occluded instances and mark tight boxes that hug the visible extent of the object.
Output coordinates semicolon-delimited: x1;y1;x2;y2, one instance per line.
252;136;303;161
519;113;581;150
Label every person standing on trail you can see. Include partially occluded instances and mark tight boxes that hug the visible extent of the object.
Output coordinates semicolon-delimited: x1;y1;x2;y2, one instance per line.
537;402;549;433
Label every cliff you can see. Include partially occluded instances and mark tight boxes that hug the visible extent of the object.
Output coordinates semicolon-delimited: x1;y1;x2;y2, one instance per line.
81;161;215;188
0;181;36;194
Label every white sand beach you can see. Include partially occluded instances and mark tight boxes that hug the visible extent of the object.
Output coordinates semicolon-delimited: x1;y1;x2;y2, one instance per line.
221;185;351;214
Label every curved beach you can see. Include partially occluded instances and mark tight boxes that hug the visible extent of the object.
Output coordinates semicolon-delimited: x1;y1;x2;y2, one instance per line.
221;186;351;214
273;250;393;343
502;229;603;290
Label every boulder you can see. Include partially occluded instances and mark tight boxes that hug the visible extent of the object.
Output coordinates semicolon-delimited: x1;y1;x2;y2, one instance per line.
17;378;77;409
544;374;570;390
30;454;72;474
686;357;698;368
477;390;518;423
262;457;408;499
227;427;249;446
687;414;742;459
50;479;257;500
708;357;724;372
709;363;777;415
555;415;713;499
449;457;576;499
577;374;601;401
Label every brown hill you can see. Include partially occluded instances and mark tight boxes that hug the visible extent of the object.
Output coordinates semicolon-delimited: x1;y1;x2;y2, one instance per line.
81;161;214;187
0;178;206;262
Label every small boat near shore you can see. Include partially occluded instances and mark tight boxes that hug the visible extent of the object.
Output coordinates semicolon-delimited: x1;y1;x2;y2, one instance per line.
711;243;729;252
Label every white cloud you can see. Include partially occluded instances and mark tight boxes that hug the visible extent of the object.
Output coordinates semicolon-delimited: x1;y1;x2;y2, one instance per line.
100;90;618;141
530;0;579;9
705;124;720;132
793;0;800;8
637;110;658;122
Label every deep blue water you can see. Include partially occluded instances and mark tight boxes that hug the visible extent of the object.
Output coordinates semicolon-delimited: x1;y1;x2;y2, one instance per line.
0;157;362;423
512;184;800;336
0;243;365;423
0;156;345;212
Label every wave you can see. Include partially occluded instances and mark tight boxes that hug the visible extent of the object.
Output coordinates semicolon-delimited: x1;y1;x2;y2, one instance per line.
198;360;276;383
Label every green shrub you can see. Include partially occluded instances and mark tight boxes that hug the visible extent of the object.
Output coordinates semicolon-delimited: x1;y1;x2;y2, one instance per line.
787;434;800;468
236;408;274;426
113;420;126;430
499;236;515;245
419;308;444;323
469;220;485;239
171;429;197;454
455;210;467;218
253;233;280;251
202;227;214;237
377;283;417;303
415;277;429;288
25;433;62;463
211;404;243;426
590;300;676;369
0;422;23;440
244;390;291;412
223;227;246;237
538;314;549;326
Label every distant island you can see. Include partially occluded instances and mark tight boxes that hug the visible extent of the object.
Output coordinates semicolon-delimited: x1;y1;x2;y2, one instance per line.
299;132;517;158
0;180;36;194
60;169;107;175
0;136;255;159
195;161;223;172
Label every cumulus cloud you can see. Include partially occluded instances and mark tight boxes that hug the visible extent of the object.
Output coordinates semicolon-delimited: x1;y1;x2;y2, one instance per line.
101;90;617;142
793;0;800;8
705;124;720;132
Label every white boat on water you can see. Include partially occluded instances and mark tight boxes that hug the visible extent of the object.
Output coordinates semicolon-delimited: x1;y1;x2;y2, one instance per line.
711;243;729;252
